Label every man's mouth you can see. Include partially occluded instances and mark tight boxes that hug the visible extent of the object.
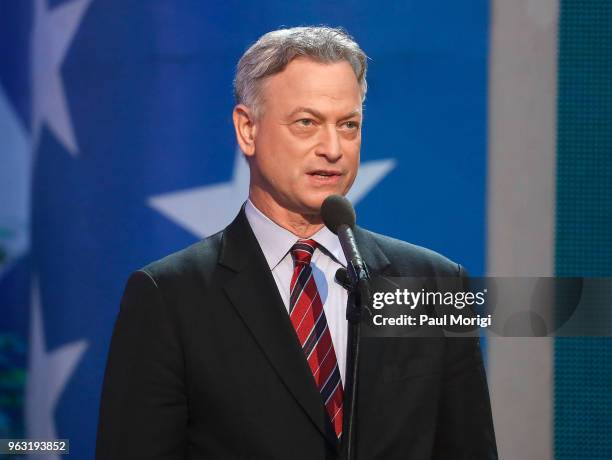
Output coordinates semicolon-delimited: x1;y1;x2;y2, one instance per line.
308;170;342;178
306;170;343;186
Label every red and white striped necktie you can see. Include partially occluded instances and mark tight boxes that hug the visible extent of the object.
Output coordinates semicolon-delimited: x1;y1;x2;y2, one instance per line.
289;239;344;439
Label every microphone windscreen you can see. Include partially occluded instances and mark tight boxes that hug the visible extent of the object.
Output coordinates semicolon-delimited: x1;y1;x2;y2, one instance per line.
334;268;351;290
321;194;356;234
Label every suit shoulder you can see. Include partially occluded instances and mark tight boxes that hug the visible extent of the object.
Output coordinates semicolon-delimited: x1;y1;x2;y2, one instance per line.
360;228;461;277
139;230;223;282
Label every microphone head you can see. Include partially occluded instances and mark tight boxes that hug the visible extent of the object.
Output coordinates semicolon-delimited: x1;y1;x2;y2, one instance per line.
321;194;356;234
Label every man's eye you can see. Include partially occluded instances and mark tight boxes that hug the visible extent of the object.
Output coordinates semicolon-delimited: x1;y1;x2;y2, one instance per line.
297;119;314;127
343;121;359;129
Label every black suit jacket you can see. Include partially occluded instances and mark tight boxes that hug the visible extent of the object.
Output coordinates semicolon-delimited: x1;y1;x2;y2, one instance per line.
96;209;497;459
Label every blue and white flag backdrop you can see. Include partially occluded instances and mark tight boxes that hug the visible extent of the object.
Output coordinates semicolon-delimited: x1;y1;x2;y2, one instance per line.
1;1;610;459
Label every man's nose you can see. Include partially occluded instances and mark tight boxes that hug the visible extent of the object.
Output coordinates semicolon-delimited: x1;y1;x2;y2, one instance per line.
315;124;342;161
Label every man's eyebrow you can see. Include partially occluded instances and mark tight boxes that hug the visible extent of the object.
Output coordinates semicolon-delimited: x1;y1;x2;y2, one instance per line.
339;110;362;120
287;107;324;119
286;107;362;120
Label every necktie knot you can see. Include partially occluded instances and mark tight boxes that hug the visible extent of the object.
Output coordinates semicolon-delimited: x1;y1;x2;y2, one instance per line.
290;239;317;266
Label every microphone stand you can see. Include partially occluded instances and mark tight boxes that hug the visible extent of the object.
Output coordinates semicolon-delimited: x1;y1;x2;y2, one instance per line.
339;263;371;460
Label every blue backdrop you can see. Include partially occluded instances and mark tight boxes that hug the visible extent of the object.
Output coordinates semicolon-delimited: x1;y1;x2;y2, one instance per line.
0;1;488;457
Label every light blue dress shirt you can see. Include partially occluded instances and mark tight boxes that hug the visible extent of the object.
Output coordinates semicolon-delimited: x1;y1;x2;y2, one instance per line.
244;199;348;384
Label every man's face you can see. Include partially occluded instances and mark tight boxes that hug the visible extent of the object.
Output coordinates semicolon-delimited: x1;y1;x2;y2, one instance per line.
248;57;362;216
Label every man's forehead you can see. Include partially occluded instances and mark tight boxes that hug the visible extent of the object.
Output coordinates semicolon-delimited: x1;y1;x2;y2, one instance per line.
256;58;363;117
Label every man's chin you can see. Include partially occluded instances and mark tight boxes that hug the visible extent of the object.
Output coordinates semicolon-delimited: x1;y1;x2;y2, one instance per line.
298;192;344;216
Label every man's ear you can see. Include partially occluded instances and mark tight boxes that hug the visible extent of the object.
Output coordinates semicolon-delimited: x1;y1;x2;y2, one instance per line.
232;104;257;157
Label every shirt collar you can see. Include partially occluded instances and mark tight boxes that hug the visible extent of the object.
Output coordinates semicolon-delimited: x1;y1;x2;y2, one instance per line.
244;199;347;270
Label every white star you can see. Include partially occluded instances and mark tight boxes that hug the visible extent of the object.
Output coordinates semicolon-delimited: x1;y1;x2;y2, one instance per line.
148;148;396;238
0;85;31;278
345;157;396;205
25;276;88;458
30;0;92;156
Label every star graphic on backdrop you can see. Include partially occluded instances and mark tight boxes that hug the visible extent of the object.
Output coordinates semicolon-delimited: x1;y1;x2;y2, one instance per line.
25;277;88;458
30;0;92;156
0;85;31;278
149;148;396;237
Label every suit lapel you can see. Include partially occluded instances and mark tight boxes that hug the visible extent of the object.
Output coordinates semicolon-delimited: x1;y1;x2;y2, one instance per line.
219;209;338;448
349;226;394;416
353;226;391;277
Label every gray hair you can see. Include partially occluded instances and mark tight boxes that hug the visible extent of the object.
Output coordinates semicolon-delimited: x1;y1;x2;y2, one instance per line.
234;26;368;118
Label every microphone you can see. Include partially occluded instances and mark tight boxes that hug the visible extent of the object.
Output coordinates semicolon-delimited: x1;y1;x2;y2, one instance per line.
321;194;369;287
322;195;365;460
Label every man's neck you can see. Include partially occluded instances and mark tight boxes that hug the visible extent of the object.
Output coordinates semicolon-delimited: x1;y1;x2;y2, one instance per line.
248;195;324;238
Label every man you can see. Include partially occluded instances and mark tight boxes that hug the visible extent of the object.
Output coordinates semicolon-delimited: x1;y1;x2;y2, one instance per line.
96;27;497;459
